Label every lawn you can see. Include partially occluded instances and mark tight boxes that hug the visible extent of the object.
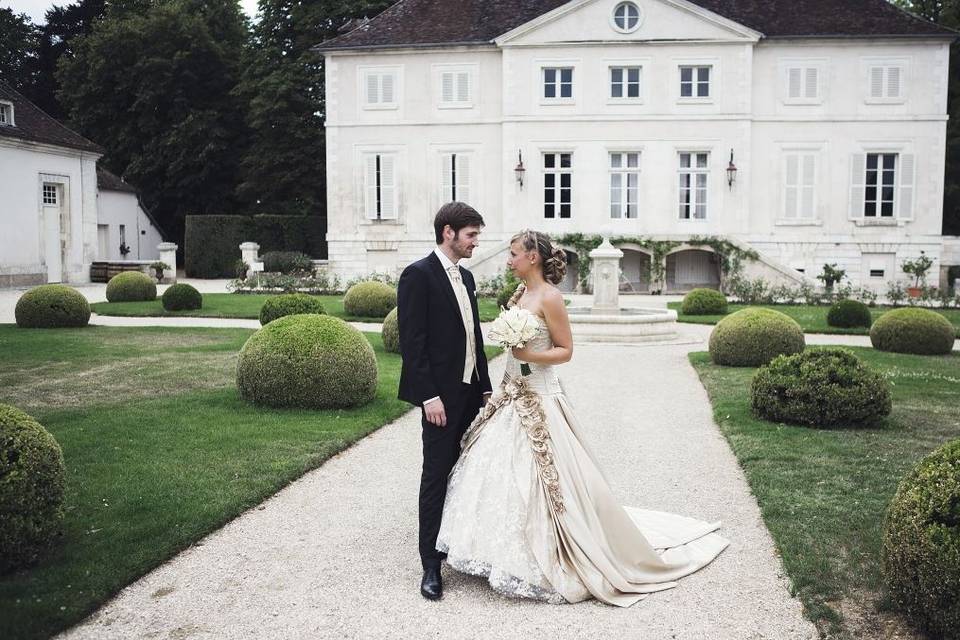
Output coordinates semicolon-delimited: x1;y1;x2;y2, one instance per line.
91;293;501;323
0;324;499;640
669;302;960;338
690;347;960;638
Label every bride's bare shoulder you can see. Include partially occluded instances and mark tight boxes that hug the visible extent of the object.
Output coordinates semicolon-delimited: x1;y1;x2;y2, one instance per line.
542;286;566;312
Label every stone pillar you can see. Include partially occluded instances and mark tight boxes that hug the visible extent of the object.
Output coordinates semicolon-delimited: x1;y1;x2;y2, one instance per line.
240;242;260;267
158;242;178;284
589;238;623;314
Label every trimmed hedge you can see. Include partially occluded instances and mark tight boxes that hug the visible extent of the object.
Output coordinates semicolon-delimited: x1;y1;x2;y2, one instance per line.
681;288;728;315
870;308;956;355
382;308;400;353
184;214;326;278
14;285;90;328
883;439;960;639
261;251;313;274
237;314;377;409
161;283;203;311
106;271;156;302
343;281;397;318
709;307;805;367
0;403;66;574
827;299;872;328
751;349;891;428
259;294;326;326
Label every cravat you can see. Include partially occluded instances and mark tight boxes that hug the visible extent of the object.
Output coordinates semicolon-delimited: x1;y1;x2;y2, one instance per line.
447;266;476;384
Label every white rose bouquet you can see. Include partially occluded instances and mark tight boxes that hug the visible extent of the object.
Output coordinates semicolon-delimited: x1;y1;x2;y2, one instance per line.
488;307;540;375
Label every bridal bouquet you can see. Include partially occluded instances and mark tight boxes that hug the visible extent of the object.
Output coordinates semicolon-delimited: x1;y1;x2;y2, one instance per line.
488;307;540;376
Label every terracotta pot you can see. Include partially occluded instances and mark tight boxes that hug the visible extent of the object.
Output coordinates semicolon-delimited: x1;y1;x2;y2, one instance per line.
907;287;922;298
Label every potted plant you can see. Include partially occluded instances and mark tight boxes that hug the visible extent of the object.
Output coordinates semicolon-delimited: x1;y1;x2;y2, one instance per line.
816;263;846;296
901;251;934;298
149;261;170;283
119;242;131;257
235;259;250;280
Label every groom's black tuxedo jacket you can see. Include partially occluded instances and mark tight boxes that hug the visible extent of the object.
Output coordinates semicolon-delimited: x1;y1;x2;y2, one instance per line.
397;252;493;407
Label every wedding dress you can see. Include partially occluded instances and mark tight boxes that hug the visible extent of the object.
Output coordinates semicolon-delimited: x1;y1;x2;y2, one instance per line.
435;310;729;607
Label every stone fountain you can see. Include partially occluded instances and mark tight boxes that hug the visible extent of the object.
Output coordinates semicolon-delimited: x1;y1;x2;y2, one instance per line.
566;236;679;343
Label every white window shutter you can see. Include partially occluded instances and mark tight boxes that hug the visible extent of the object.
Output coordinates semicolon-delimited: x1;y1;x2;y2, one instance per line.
898;153;914;220
457;72;470;102
457;154;470;203
364;155;378;219
805;68;818;99
869;67;884;99
366;74;379;104
801;154;816;218
441;72;454;103
849;153;866;219
888;66;902;99
381;74;394;104
788;68;802;99
440;154;453;201
380;155;396;219
784;155;799;218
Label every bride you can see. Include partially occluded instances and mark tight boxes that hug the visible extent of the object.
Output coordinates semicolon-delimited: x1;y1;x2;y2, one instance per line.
435;230;729;606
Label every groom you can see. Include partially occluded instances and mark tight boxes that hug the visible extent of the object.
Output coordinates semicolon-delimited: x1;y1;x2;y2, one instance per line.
397;202;493;600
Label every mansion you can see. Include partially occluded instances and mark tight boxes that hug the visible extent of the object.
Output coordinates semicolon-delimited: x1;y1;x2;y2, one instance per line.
317;0;958;292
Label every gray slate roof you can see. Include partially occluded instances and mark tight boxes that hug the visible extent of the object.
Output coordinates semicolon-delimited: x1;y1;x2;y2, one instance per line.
319;0;955;51
0;82;103;154
96;166;138;193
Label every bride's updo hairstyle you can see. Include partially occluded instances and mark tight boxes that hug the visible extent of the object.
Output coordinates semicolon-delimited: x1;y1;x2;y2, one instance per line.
511;229;567;285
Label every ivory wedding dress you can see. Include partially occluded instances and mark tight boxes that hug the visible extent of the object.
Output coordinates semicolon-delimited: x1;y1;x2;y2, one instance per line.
436;310;729;606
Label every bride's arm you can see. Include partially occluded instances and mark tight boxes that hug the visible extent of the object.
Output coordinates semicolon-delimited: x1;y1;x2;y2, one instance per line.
512;288;573;365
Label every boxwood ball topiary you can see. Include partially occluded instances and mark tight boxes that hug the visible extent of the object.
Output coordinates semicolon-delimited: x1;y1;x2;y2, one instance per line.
751;349;891;428
382;308;400;354
0;403;66;574
709;307;805;367
882;439;960;639
105;271;156;302
827;299;872;328
870;308;956;355
14;284;90;328
681;288;728;316
161;283;202;311
343;281;397;318
237;314;377;409
259;293;326;326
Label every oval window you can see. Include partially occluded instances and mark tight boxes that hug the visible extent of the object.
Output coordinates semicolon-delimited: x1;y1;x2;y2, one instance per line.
612;1;641;33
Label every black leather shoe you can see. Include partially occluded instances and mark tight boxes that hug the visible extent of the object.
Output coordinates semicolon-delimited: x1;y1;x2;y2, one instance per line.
420;567;443;600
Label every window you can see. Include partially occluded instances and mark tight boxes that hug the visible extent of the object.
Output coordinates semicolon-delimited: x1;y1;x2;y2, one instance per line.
119;224;126;245
870;269;885;278
679;66;710;98
441;153;470;203
678;152;708;220
783;153;816;219
612;1;641;33
440;70;470;106
364;153;397;220
785;66;820;102
610;66;642;100
42;184;58;205
850;152;914;220
865;153;897;218
609;152;640;219
867;65;903;101
542;67;573;100
363;69;397;108
0;102;12;126
543;152;572;219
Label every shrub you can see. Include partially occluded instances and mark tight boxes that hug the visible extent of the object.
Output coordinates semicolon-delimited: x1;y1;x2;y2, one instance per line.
14;284;90;328
882;439;960;639
161;283;202;311
343;281;397;318
709;307;805;367
259;293;325;326
870;308;956;355
0;403;66;574
751;349;891;427
827;299;873;328
382;308;400;353
237;314;377;409
105;271;156;302
261;251;313;274
681;288;728;315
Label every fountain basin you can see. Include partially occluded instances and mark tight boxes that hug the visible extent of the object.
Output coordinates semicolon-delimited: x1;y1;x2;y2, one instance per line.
566;307;679;343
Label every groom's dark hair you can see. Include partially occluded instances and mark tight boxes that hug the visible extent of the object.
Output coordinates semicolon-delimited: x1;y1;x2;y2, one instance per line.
434;202;484;244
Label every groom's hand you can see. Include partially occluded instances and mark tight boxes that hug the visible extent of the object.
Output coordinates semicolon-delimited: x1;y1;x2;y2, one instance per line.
424;399;447;427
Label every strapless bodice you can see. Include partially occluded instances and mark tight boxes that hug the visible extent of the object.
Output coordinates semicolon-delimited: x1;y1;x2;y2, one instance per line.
502;316;562;395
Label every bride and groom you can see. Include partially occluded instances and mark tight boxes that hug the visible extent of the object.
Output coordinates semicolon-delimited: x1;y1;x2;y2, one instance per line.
396;202;728;606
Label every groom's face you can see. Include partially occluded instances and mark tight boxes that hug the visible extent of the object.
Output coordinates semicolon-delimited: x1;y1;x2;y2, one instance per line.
447;225;482;260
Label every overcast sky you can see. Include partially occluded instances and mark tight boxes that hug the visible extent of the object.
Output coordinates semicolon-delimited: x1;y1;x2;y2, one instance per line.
2;0;260;24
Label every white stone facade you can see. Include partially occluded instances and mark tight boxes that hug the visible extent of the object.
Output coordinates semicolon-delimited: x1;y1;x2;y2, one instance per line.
322;0;951;291
96;189;165;262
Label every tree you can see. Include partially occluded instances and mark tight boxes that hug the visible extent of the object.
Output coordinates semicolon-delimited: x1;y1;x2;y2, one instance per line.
235;0;393;217
58;0;250;243
0;9;39;93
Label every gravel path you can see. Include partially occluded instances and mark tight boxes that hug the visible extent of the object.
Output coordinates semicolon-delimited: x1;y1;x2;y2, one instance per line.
58;324;816;640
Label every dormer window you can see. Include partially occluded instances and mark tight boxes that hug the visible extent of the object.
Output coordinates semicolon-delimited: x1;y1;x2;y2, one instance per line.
0;101;13;126
611;2;641;33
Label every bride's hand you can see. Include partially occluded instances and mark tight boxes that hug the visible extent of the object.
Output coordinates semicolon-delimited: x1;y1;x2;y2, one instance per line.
512;345;533;362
